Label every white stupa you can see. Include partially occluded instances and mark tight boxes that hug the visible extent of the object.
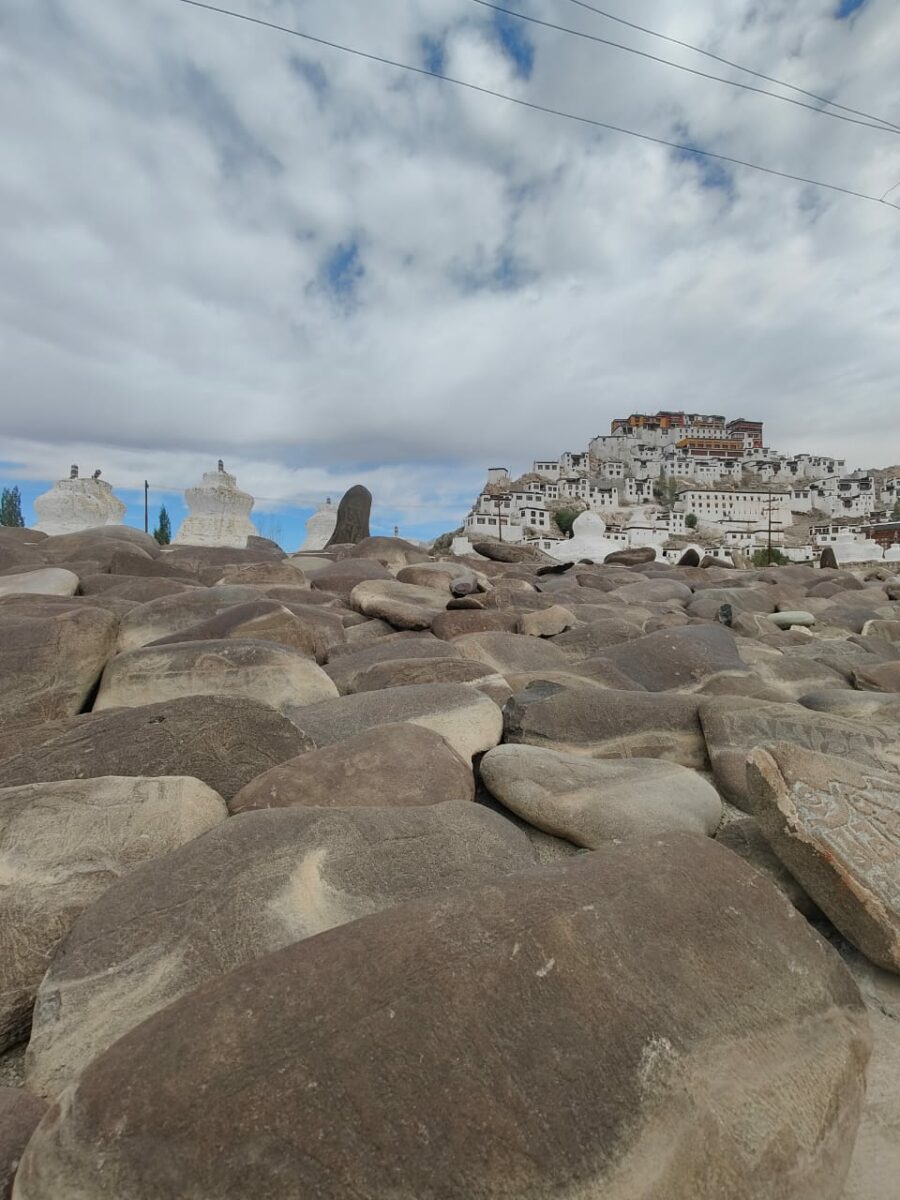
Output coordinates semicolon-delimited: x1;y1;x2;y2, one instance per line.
173;461;257;548
546;511;624;562
298;498;338;551
34;466;126;536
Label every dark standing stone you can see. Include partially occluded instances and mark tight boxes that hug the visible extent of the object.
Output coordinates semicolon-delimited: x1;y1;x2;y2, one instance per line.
325;486;372;548
677;548;701;567
820;546;840;570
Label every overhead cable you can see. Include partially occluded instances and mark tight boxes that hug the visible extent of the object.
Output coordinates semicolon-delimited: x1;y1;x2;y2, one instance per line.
174;1;900;212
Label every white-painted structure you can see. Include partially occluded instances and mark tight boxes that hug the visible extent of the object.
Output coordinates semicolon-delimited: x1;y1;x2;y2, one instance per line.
298;499;338;551
174;463;257;548
34;469;125;536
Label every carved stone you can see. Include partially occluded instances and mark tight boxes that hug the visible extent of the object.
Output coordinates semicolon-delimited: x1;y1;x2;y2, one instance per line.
325;485;372;547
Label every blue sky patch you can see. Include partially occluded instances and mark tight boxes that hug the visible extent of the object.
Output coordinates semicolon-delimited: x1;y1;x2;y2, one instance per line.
836;0;867;17
420;35;446;76
321;239;365;304
491;11;535;79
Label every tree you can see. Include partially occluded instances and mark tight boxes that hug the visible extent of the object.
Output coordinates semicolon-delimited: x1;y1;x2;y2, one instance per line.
153;505;172;545
892;500;900;521
684;513;698;529
554;507;582;537
0;486;24;527
751;547;789;567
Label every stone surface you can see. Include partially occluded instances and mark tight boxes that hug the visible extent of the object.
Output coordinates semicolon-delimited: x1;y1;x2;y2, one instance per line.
25;800;534;1099
94;639;338;714
853;662;900;692
286;683;503;761
114;585;265;651
471;539;551;564
15;839;871;1200
0;601;118;725
0;697;309;801
309;557;392;599
349;578;448;630
748;743;900;972
593;625;746;692
347;536;429;569
354;657;507;699
517;604;574;637
505;684;707;767
0;776;226;1050
480;744;722;846
148;597;345;663
33;479;125;536
431;609;520;639
715;811;818;916
0;569;79;598
324;636;462;694
230;723;474;812
768;610;816;629
173;466;257;549
0;1087;47;1200
700;698;896;811
325;484;371;547
603;545;656;565
452;631;570;676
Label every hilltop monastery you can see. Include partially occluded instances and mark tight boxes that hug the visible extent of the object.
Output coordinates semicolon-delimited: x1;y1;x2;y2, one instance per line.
459;410;900;564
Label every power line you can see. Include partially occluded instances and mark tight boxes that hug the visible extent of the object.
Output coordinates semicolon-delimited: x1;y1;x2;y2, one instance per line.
556;0;900;134
470;0;900;137
175;1;900;212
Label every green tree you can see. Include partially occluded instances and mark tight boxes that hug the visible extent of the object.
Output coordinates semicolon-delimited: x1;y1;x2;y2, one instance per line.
684;513;698;529
0;486;24;527
751;547;789;567
554;506;582;537
892;500;900;521
153;505;172;545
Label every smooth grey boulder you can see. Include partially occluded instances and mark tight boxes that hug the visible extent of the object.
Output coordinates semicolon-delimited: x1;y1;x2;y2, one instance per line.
853;662;900;693
347;536;429;569
0;600;118;725
517;605;574;637
700;698;897;811
799;690;900;724
115;586;266;652
593;625;746;692
354;657;508;702
0;1087;47;1198
480;744;721;846
603;545;656;565
286;684;503;762
147;598;345;664
552;618;645;659
25;801;535;1099
309;558;392;599
230;723;474;813
611;578;692;605
213;560;308;586
452;631;569;677
324;636;464;694
0;697;310;801
0;776;226;1050
94;639;338;714
0;568;78;598
15;838;871;1200
349;579;448;630
504;685;707;768
324;484;371;547
748;743;900;973
472;539;551;564
79;575;200;603
431;609;520;640
715;811;818;917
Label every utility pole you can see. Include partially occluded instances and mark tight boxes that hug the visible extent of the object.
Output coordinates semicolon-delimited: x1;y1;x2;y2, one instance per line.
144;480;149;534
496;496;503;542
767;488;774;565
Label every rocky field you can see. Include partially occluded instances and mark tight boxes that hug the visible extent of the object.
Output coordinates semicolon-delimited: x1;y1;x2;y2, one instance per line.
0;523;898;1199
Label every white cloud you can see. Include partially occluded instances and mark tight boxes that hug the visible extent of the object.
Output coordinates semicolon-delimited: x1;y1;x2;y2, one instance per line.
2;0;900;536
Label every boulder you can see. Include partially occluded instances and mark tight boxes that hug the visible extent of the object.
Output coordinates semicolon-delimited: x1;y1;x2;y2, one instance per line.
347;537;429;569
592;625;746;692
115;586;266;652
348;579;448;630
472;539;551;564
213;561;307;586
517;605;574;637
821;546;840;569
230;723;474;812
767;610;816;629
324;636;463;694
799;690;900;723
0;1087;47;1199
148;597;345;663
0;568;78;598
677;547;701;567
452;631;569;677
0;776;226;1050
15;839;871;1200
79;575;200;603
324;484;371;547
480;744;721;846
611;578;692;605
603;546;656;565
94;639;338;714
552;617;644;659
748;743;900;972
25;800;536;1100
700;698;897;811
0;601;117;725
0;697;309;801
354;657;508;700
853;662;900;692
396;562;485;594
286;684;503;762
504;685;707;768
715;811;818;916
308;558;392;599
431;610;520;640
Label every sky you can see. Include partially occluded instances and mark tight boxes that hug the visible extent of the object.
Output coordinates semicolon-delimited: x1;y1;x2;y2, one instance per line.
2;0;899;546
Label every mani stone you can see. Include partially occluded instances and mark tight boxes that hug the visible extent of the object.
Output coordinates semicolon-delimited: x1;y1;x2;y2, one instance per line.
349;579;448;630
0;1087;47;1199
14;837;871;1200
0;776;227;1051
603;545;656;566
821;546;840;570
325;484;372;548
298;498;338;552
471;540;550;564
0;696;310;802
480;744;722;846
33;476;125;536
173;465;257;549
0;568;79;598
24;801;535;1099
230;723;473;813
591;625;746;692
748;743;900;973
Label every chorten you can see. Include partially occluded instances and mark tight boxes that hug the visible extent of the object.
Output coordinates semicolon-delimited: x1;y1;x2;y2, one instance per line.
298;498;338;551
173;461;257;548
34;466;126;536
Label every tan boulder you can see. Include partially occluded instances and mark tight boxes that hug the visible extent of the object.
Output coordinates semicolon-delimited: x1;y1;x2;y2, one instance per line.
349;579;448;630
517;605;575;637
0;568;78;598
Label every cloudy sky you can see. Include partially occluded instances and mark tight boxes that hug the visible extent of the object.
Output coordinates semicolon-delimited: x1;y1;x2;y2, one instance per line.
2;0;899;544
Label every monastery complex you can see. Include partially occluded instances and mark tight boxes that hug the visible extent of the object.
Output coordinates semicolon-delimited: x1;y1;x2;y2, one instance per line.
459;410;900;564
